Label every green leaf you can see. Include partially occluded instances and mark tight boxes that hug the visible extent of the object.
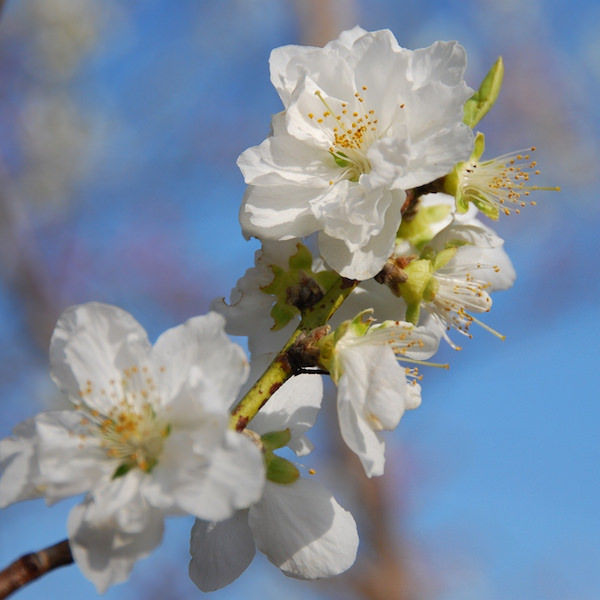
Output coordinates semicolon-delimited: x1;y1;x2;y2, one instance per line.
261;244;338;331
464;57;504;128
432;246;458;271
261;429;292;452
112;463;134;480
266;454;300;484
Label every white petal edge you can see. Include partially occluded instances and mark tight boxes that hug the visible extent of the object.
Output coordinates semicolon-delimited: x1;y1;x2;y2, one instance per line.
189;511;255;592
249;479;358;579
68;498;164;594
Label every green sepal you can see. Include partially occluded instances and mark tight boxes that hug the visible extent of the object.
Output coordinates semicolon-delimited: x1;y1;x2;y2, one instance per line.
112;462;134;480
326;310;373;383
464;56;504;128
265;453;300;484
396;259;433;306
261;244;338;331
443;132;487;215
423;276;439;303
432;246;458;271
261;429;291;452
397;204;452;250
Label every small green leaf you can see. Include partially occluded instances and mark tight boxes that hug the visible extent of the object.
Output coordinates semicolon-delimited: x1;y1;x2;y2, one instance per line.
288;244;314;271
261;244;338;331
464;57;504;128
112;463;134;480
266;454;300;484
261;429;292;452
432;246;458;271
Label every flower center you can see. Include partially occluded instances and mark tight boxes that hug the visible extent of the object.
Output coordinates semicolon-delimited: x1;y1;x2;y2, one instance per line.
76;365;170;475
308;87;380;183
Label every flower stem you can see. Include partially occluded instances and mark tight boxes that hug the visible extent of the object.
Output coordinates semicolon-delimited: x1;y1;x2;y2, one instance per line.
0;539;73;599
229;276;358;431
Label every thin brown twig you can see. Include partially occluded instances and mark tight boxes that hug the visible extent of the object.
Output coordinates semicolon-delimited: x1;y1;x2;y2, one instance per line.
0;539;73;600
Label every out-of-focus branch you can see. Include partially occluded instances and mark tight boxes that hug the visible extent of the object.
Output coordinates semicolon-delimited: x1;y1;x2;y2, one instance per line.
0;162;60;351
337;439;418;600
294;0;359;46
0;539;73;600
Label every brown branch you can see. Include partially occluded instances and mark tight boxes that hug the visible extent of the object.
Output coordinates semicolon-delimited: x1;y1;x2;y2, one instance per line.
0;539;73;599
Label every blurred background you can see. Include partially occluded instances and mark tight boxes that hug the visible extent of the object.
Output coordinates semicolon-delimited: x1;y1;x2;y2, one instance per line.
0;1;598;598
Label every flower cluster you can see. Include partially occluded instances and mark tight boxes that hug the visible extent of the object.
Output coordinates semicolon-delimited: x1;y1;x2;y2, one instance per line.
0;26;556;595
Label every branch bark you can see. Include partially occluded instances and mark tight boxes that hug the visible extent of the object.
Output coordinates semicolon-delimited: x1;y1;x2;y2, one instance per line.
0;539;73;599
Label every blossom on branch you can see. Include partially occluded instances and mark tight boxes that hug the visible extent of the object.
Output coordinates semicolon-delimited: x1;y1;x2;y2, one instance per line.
319;313;440;477
189;373;358;590
238;26;474;280
0;303;265;592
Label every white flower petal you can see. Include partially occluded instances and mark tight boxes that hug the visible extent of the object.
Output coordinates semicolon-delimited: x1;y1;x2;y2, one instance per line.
250;373;323;456
49;303;152;411
152;312;248;415
249;479;358;579
336;345;408;477
318;190;404;279
88;470;146;522
0;419;42;507
269;45;315;105
337;384;385;477
240;184;322;241
405;381;423;410
189;511;255;592
35;411;111;502
68;498;164;594
151;430;264;522
410;40;468;87
238;133;335;187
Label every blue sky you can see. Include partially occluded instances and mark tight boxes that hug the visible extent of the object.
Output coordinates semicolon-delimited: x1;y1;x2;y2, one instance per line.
0;1;598;598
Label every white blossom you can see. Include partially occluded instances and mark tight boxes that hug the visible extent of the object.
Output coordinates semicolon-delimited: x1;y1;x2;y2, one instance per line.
238;26;474;280
330;317;439;477
406;212;515;348
0;303;265;592
189;374;359;590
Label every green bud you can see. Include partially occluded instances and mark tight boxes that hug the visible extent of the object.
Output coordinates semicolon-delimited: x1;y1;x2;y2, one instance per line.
261;429;292;452
397;259;433;306
265;453;300;484
464;57;504;128
432;246;458;271
112;462;134;479
397;204;453;250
